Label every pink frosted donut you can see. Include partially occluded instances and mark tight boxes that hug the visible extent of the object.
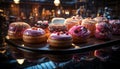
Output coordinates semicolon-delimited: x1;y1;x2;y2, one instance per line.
109;20;120;35
23;27;47;43
95;22;112;40
68;25;90;43
8;22;31;39
47;32;72;48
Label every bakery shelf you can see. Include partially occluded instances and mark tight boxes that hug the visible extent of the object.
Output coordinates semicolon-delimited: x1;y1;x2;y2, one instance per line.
5;35;120;55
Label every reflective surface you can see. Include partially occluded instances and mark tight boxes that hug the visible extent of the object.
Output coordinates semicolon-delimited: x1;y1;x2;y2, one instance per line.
0;44;120;69
1;35;120;69
5;35;120;54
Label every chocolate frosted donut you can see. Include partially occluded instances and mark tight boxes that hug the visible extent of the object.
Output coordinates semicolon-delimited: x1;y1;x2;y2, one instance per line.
8;22;31;39
23;27;47;43
69;25;90;43
47;32;73;48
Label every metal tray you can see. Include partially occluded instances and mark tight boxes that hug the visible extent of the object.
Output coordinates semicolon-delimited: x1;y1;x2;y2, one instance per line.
5;35;120;55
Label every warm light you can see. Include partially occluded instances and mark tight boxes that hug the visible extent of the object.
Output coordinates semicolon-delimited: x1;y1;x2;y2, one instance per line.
21;44;24;47
11;4;14;7
35;13;38;16
0;50;6;54
16;59;25;65
14;0;20;4
0;9;3;12
6;36;10;39
54;0;60;6
79;0;87;2
65;11;69;15
57;10;61;15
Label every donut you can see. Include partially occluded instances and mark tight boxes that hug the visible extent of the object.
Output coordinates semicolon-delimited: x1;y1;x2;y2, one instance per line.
47;32;73;48
69;25;90;43
48;24;67;33
95;21;112;40
23;27;47;43
35;20;49;32
8;22;31;39
81;18;97;37
64;16;80;30
35;20;50;37
109;20;120;35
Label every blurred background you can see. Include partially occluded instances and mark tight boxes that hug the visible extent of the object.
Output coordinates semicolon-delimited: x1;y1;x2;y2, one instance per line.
0;0;119;23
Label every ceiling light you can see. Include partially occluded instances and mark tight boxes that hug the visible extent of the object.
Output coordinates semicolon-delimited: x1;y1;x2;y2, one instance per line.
14;0;20;4
54;0;60;6
16;59;25;65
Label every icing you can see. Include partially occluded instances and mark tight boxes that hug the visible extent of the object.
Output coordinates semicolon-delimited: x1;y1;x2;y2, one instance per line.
23;28;45;36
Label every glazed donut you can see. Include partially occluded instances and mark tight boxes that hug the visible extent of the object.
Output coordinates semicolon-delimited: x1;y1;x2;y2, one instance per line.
35;20;50;37
8;22;31;39
48;24;67;33
109;20;120;35
69;25;90;43
23;27;47;43
95;21;112;40
47;32;72;48
64;16;81;30
81;18;97;37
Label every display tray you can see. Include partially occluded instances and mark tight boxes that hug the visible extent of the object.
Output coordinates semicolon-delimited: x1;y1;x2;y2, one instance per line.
5;35;120;55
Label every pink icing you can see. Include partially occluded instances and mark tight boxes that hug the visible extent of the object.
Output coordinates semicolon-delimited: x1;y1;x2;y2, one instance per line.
96;22;112;32
95;29;112;40
49;33;72;40
109;20;120;35
68;25;90;37
23;28;45;36
95;22;112;39
109;20;120;24
9;22;30;32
